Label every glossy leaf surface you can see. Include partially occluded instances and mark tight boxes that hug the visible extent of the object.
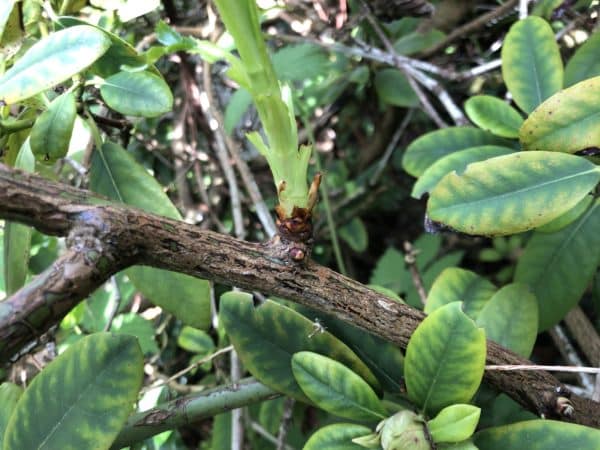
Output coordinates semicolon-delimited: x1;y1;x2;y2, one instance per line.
474;420;600;450
428;404;481;443
425;267;497;319
427;152;600;236
515;199;600;330
475;283;538;357
412;146;514;199
501;17;563;114
564;31;600;87
464;95;523;138
30;92;76;163
405;302;486;414
90;141;210;329
3;333;143;450
304;423;373;450
0;25;110;104
220;292;379;402
401;127;510;177
292;351;386;421
100;71;173;117
520;76;600;153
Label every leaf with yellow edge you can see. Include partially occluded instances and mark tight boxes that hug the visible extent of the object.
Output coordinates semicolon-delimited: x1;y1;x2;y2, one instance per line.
427;152;600;236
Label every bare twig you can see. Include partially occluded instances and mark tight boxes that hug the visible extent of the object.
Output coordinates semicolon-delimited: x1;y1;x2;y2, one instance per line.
403;241;427;305
550;325;595;393
276;397;295;450
250;421;296;450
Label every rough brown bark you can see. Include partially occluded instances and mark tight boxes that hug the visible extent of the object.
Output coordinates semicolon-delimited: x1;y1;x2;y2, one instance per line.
1;163;599;428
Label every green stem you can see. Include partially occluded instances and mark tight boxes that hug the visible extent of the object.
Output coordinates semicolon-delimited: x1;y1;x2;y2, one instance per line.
110;378;279;449
0;118;35;133
302;115;347;276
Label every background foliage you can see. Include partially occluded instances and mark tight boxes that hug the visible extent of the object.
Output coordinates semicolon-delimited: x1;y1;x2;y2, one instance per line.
1;0;600;449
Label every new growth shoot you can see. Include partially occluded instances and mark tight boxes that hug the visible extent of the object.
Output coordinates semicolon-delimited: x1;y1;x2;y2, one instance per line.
212;0;319;229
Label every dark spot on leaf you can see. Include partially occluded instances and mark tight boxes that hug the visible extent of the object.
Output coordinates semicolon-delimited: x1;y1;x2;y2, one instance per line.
575;147;600;157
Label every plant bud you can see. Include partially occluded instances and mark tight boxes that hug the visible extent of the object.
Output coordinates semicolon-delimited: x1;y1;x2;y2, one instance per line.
378;410;432;450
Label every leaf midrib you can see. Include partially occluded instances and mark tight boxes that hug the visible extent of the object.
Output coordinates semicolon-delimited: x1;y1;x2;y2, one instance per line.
432;167;599;215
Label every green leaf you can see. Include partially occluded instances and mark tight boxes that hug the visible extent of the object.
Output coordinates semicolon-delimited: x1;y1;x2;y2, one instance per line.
224;88;252;133
0;25;111;104
3;333;143;450
339;217;368;252
90;141;210;329
412;145;515;199
464;96;524;138
272;44;330;81
177;326;215;354
393;28;445;55
425;268;497;319
219;292;379;402
537;195;593;233
404;302;486;415
427;404;481;443
427;152;600;236
292;352;386;421
305;423;373;450
474;420;600;450
57;17;157;78
439;439;479;450
111;313;159;354
515;199;600;330
564;31;600;87
0;382;22;445
520;76;600;153
4;140;35;295
100;71;173;117
374;68;419;107
30;92;77;163
400;126;511;177
501;17;563;114
475;283;538;357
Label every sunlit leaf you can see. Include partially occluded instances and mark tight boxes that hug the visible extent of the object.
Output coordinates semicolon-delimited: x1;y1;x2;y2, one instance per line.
464;95;523;138
0;25;110;104
427;404;481;443
501;17;563;114
427;152;600;236
520;76;600;154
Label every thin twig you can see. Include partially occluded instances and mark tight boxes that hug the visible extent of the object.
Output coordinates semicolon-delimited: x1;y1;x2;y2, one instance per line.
519;0;529;19
419;0;519;57
550;325;595;393
369;109;414;186
486;365;600;374
103;276;122;332
250;422;296;450
276;397;295;450
403;241;427;305
141;345;234;394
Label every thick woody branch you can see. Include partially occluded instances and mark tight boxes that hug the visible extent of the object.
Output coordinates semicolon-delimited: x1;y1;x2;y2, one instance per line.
0;164;599;428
